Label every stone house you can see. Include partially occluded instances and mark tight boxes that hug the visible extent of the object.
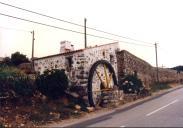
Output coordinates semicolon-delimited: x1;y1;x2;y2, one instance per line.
34;42;119;87
34;42;120;106
34;41;183;106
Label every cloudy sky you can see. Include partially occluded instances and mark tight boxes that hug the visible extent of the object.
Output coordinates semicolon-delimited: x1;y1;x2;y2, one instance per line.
0;0;183;67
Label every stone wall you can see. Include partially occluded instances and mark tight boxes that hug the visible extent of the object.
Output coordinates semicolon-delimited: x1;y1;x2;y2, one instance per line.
34;50;84;84
117;50;183;88
33;44;183;106
34;42;119;106
34;42;119;87
83;42;119;81
158;68;183;83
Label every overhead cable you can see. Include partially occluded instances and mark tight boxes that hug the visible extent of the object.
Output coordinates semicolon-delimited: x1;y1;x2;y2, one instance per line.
0;12;154;47
0;1;154;45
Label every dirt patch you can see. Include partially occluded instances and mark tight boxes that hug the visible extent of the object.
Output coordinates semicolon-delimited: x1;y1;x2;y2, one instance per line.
0;93;86;127
0;84;182;127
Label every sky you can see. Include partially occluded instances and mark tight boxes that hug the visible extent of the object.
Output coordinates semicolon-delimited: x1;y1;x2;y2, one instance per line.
0;0;183;68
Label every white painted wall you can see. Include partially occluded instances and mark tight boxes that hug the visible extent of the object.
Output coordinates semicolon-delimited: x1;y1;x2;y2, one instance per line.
34;42;119;87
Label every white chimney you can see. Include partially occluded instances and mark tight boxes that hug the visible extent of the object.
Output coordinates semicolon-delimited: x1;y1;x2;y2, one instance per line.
60;41;74;53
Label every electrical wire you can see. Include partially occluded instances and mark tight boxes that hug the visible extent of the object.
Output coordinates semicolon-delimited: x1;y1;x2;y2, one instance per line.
0;13;84;35
0;12;154;47
86;34;154;47
0;1;154;45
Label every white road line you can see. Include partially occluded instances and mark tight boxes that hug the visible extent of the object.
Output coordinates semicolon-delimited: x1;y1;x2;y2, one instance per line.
120;125;126;127
146;99;179;116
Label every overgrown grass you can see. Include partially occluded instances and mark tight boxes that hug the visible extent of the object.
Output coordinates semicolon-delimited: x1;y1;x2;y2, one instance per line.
150;82;172;92
0;66;84;126
0;66;35;102
0;65;25;78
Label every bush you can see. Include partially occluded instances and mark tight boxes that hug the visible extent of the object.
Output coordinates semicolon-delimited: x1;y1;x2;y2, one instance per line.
36;69;69;99
1;57;12;66
0;66;35;99
150;82;171;92
119;74;144;94
13;77;35;97
69;85;86;97
0;65;25;78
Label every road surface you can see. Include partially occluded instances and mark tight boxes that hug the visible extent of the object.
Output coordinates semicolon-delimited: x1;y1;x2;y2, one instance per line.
69;86;183;127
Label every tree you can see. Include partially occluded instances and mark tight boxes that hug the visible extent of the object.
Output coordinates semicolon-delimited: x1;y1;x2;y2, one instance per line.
1;57;12;66
172;65;183;73
11;52;30;66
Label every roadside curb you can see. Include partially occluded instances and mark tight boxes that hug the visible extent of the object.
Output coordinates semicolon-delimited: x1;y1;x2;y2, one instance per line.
114;85;183;114
49;85;183;127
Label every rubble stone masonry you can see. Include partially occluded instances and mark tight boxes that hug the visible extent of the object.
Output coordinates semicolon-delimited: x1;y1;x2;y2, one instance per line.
34;42;119;87
117;50;183;88
34;43;183;90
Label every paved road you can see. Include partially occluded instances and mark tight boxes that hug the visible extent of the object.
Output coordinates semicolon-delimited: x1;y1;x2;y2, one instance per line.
70;87;183;127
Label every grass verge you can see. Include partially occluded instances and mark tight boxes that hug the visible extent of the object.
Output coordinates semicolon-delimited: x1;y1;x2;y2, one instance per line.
150;82;172;93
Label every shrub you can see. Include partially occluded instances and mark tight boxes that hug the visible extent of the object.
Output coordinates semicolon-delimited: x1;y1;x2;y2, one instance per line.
69;85;86;97
119;74;144;94
150;82;171;92
36;69;69;99
0;66;25;78
13;77;35;97
1;57;12;66
0;66;35;99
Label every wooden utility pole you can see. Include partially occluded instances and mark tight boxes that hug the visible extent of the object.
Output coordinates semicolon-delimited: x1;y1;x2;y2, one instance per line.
31;30;35;69
84;18;87;48
155;43;159;83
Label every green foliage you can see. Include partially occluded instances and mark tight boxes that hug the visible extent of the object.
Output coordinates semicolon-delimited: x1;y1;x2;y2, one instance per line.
0;66;35;98
119;74;143;94
1;57;12;66
1;52;30;66
150;82;171;92
69;85;86;97
36;69;69;99
0;77;35;98
13;77;35;97
11;52;30;66
172;65;183;73
0;66;25;78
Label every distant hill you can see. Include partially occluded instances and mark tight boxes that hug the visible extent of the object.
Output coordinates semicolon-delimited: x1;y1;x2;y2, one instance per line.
171;66;183;73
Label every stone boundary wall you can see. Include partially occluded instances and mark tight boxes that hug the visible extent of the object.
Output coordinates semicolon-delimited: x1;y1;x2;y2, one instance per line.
117;50;183;88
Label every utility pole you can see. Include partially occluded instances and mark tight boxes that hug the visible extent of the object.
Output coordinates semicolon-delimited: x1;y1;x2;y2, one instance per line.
84;18;87;48
31;30;35;70
155;43;159;83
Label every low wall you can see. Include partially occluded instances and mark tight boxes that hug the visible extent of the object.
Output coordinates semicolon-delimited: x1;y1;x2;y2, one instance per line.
117;50;183;88
158;68;182;83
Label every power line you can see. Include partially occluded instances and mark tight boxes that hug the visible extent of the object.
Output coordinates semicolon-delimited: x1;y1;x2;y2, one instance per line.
0;12;154;47
0;1;153;45
87;33;154;47
86;27;154;45
0;13;84;35
0;2;83;27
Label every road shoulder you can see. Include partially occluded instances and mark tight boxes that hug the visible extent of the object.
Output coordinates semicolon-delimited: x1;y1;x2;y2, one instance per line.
46;84;183;127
